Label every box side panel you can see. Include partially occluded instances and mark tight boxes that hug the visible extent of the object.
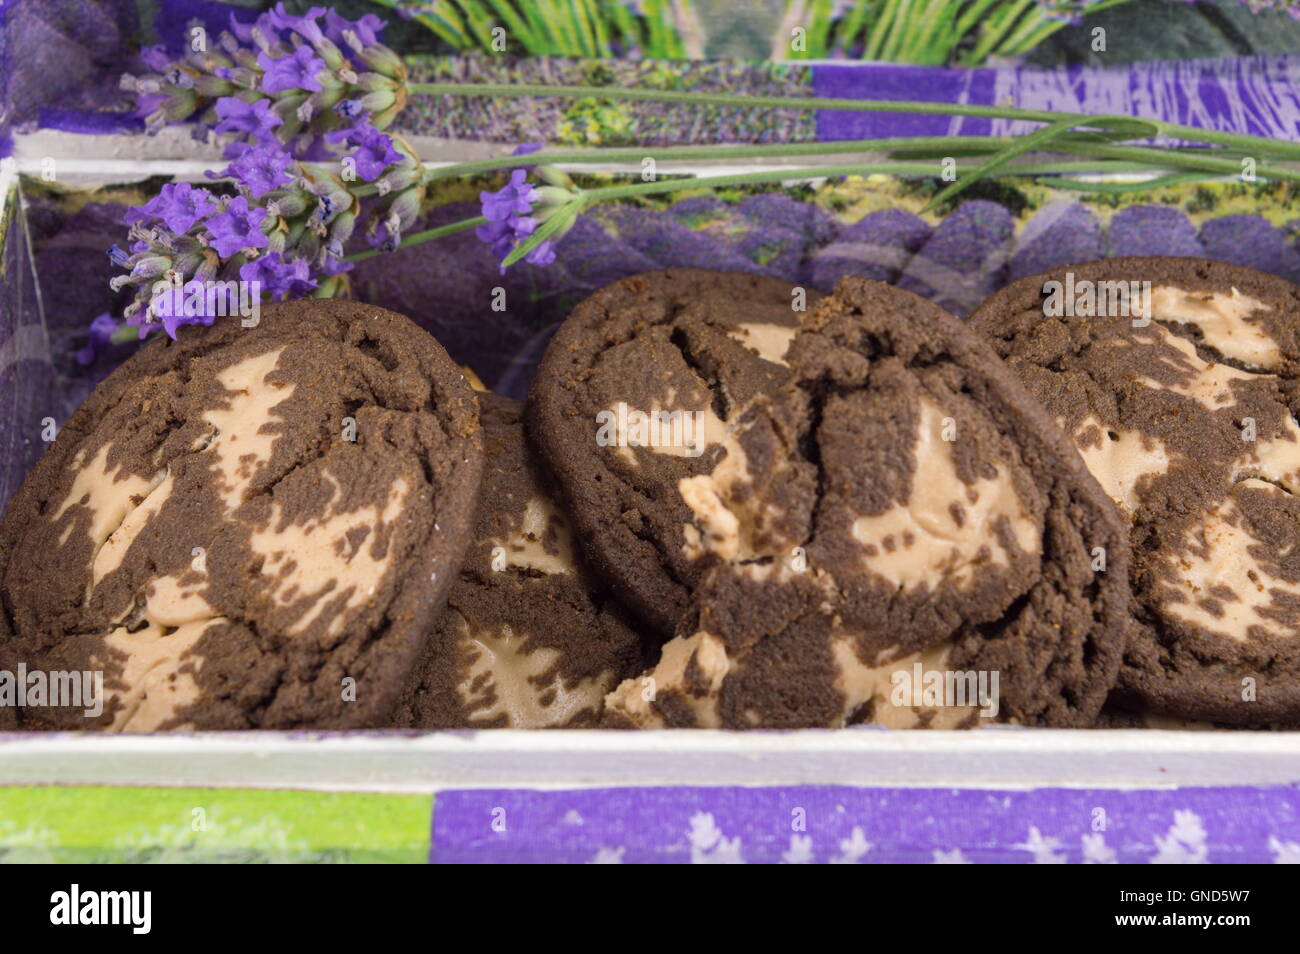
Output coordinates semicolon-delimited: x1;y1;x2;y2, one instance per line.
0;171;54;510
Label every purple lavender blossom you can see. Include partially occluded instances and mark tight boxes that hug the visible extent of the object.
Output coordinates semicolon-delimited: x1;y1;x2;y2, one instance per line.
350;125;403;181
334;98;365;121
75;313;122;366
480;170;539;222
240;254;318;298
205;196;269;257
122;182;218;234
157;308;217;341
475;216;557;272
326;9;385;49
222;144;296;197
129;3;402;162
473;144;575;270
265;3;329;44
258;45;326;95
213;97;283;144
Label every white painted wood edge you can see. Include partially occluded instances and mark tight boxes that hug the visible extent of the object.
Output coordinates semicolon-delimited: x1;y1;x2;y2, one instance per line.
2;728;1298;793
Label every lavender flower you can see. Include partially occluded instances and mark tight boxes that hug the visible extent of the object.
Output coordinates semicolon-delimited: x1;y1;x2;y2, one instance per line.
326;10;385;49
326;121;403;181
104;5;430;351
220;144;296;197
480;170;539;222
475;144;577;271
75;313;123;365
240;253;318;298
123;4;407;159
205;196;270;257
212;97;283;147
258;46;326;94
127;182;219;234
105;168;348;344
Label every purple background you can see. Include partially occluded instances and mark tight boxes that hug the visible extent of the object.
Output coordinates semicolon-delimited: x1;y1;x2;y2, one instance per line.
432;785;1300;864
815;55;1300;143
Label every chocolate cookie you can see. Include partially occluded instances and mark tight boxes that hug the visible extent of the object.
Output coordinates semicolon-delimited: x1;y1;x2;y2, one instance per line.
605;277;1129;729
1092;706;1219;730
970;257;1300;724
529;269;819;636
390;393;646;728
0;300;483;730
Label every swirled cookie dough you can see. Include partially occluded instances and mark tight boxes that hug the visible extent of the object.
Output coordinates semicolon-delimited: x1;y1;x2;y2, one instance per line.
971;257;1300;724
390;394;646;728
605;278;1129;729
528;269;820;637
0;300;483;730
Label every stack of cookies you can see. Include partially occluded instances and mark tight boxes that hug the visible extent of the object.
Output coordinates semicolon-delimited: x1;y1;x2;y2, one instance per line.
2;259;1297;731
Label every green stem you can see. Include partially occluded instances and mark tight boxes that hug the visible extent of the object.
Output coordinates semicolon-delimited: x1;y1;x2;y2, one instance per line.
421;135;1017;181
922;116;1080;211
1055;142;1300;183
408;82;1300;160
1037;172;1208;194
344;215;487;263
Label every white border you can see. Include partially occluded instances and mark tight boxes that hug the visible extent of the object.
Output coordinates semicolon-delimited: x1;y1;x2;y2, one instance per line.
2;729;1299;793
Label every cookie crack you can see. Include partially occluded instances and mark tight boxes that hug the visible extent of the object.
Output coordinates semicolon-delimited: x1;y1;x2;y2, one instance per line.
668;325;731;422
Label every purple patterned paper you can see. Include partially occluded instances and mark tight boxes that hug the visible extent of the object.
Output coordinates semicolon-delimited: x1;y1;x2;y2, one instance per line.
432;786;1300;864
814;56;1300;144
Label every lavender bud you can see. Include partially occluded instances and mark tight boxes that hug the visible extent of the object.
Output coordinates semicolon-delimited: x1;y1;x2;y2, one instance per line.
313;36;347;71
356;43;404;79
271;192;308;217
328;209;357;244
377;165;421;194
173;252;202;275
109;275;134;292
534;186;577;208
193;252;219;283
358;89;396;114
163;90;198;123
297;230;321;262
131;255;172;280
165;67;195;90
333;98;364;121
369;100;401;129
232;47;260;71
356;72;396;93
387;187;422;230
536;165;576;190
249;25;273;53
194;74;234;98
